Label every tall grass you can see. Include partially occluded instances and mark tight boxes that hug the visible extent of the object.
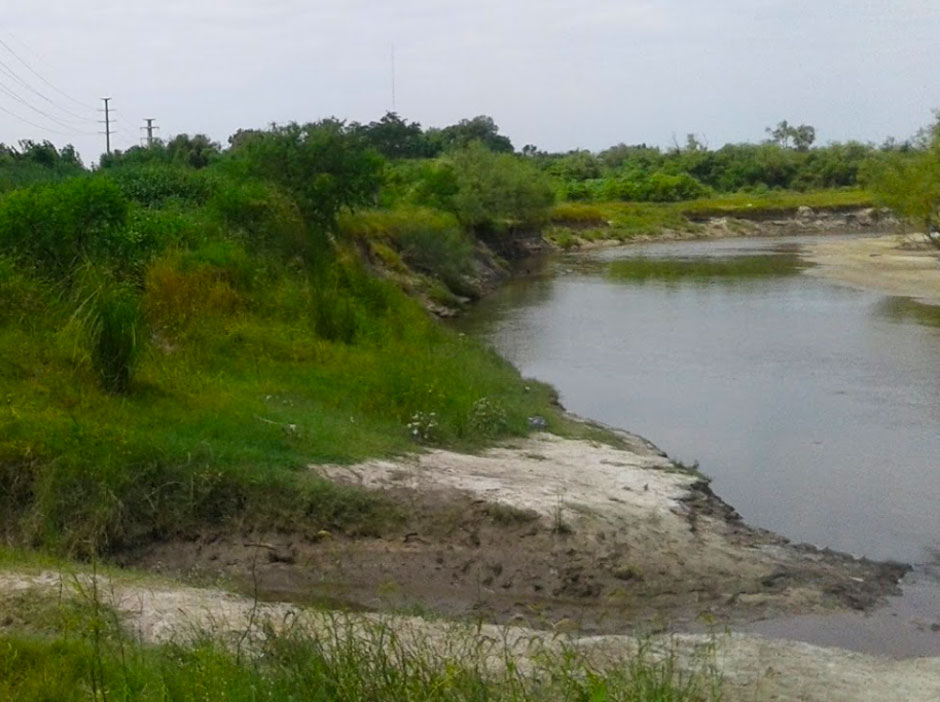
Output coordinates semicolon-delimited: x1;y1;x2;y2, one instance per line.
0;587;723;702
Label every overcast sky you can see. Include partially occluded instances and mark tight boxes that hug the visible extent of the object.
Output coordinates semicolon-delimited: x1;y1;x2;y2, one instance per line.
3;0;940;163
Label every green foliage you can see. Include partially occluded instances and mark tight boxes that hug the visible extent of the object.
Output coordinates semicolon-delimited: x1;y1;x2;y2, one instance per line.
0;177;128;274
379;159;460;210
427;114;514;153
208;179;307;257
225;120;384;237
72;270;146;394
765;120;816;151
100;134;221;170
864;136;940;236
0;140;85;192
104;165;217;208
600;171;710;203
449;142;555;235
354;111;433;159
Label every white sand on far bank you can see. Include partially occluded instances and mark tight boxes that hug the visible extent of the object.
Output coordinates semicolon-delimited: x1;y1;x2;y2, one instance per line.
802;233;940;306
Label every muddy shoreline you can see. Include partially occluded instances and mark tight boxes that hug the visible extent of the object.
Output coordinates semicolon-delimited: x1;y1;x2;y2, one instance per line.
129;431;909;635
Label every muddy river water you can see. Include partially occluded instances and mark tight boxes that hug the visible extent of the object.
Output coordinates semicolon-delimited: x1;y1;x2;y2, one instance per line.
456;234;940;657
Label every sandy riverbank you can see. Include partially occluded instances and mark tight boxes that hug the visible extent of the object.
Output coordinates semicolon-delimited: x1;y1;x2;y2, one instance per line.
801;233;940;305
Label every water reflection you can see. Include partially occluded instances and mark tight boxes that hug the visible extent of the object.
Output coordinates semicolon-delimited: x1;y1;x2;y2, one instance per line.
457;236;940;565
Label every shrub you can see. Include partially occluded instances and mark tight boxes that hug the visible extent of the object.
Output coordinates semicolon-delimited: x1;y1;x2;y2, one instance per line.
74;273;146;394
144;256;242;334
208;180;308;257
0;177;128;274
104;165;217;208
448;142;555;234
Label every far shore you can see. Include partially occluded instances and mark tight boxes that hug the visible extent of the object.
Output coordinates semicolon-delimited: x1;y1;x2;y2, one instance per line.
801;233;940;306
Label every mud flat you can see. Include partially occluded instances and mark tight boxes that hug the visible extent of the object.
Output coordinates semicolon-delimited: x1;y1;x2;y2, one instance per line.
132;431;906;634
802;233;940;305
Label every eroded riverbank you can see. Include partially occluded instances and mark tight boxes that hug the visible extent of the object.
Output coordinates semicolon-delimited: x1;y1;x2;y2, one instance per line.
129;431;906;633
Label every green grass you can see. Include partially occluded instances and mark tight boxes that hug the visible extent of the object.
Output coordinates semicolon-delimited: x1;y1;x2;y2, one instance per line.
678;188;874;217
607;254;803;281
0;242;573;556
546;189;875;248
0;588;723;702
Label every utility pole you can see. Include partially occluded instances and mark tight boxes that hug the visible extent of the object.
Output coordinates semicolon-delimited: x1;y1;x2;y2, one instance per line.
141;118;158;147
99;97;113;155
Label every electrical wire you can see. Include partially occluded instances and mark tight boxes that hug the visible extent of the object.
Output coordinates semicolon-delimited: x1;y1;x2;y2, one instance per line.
0;80;91;132
0;34;97;112
0;56;97;125
0;101;94;137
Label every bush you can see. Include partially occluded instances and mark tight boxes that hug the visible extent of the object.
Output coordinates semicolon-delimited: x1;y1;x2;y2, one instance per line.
105;165;217;208
449;142;555;234
0;177;128;274
74;273;146;394
208;180;308;257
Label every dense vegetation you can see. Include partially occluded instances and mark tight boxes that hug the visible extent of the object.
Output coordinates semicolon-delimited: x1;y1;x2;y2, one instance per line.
0;120;576;558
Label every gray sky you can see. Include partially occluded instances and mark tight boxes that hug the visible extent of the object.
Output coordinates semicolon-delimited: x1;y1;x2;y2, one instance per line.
4;0;940;163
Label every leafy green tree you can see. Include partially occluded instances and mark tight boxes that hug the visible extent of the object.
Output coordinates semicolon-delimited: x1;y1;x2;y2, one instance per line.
428;116;514;153
766;120;816;151
448;142;554;235
355;112;431;159
866;134;940;245
226;120;384;239
166;134;221;168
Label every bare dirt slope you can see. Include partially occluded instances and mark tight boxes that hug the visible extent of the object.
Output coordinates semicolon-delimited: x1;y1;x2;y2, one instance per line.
2;570;938;702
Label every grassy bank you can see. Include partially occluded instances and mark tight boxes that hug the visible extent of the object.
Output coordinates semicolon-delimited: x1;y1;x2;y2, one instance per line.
546;189;875;248
0;127;577;558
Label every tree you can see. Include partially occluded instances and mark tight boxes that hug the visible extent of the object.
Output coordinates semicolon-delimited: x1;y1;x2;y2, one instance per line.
447;141;554;236
355;112;431;159
166;134;221;168
866;137;940;247
428;115;514;153
226;120;383;237
765;120;816;151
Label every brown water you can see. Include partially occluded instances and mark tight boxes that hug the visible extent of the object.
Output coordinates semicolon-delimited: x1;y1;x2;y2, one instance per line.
455;235;940;657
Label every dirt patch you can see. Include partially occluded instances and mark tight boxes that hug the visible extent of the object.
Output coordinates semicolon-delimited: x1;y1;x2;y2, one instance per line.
802;233;940;306
128;433;906;635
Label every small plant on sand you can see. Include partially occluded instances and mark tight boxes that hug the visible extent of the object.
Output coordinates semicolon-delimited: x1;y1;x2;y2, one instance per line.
467;396;509;438
407;411;440;443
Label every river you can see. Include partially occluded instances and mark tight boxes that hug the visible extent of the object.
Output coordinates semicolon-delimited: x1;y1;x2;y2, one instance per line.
455;234;940;657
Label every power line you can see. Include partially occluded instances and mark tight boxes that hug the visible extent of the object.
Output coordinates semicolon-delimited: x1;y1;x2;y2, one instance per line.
0;56;96;125
0;100;88;137
0;79;91;132
0;34;97;111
